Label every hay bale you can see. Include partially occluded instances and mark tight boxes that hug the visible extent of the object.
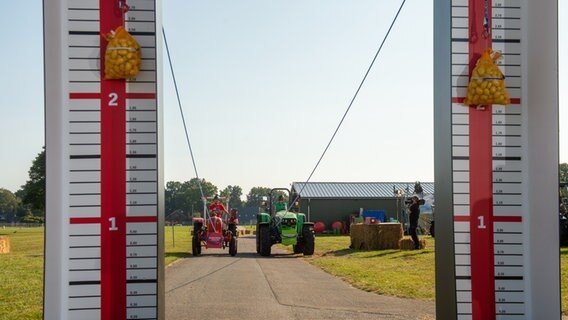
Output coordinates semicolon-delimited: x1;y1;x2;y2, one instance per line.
350;224;366;249
349;223;403;250
376;223;404;250
399;237;426;250
0;236;10;254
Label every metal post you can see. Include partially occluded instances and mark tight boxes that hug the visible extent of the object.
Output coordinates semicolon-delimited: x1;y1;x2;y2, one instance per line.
172;223;175;248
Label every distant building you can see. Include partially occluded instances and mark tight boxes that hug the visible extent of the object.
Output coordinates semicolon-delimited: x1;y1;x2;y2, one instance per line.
291;182;434;229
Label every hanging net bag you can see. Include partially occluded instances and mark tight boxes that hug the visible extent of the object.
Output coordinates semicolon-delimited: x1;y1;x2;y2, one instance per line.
464;48;510;106
104;26;141;80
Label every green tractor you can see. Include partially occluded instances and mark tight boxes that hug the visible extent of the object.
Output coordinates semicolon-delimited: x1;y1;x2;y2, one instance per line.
256;188;315;256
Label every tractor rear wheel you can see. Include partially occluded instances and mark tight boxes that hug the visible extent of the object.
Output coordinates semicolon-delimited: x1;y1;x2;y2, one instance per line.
259;224;272;256
302;225;315;256
293;243;303;254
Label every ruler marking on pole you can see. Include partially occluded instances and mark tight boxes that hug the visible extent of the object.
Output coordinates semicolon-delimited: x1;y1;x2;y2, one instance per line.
450;0;527;318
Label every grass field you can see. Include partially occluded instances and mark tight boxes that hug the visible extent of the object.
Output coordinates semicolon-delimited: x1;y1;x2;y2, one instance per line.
0;227;44;320
164;225;192;265
0;226;193;320
1;227;567;319
563;247;568;315
303;235;436;300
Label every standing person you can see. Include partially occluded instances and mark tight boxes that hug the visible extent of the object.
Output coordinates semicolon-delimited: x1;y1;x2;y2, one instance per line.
408;196;421;249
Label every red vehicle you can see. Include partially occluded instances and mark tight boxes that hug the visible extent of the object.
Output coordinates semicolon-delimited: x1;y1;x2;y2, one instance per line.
192;197;238;256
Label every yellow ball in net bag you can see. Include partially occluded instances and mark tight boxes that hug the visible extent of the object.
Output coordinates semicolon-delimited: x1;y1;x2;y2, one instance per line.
104;26;141;80
464;48;511;106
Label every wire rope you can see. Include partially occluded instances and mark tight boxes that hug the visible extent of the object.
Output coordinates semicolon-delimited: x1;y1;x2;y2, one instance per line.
289;0;408;210
162;27;208;210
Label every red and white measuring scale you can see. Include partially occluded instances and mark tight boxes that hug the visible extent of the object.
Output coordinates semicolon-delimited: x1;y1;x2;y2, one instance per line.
445;0;556;319
44;1;163;319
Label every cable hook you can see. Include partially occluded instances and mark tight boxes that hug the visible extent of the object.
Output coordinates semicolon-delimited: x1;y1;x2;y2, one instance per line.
118;0;130;14
482;0;491;39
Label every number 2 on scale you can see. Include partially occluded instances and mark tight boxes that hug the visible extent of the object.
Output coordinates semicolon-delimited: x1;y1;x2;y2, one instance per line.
108;92;118;107
109;217;118;231
478;216;487;229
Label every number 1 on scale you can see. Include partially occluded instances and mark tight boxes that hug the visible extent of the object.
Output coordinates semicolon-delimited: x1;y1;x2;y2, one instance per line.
478;215;487;229
109;217;118;231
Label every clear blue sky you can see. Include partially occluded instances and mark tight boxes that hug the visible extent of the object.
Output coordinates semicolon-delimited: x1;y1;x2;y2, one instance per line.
0;1;566;195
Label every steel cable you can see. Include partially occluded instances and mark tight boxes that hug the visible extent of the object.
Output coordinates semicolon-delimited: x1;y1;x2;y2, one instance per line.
290;0;408;210
162;27;208;211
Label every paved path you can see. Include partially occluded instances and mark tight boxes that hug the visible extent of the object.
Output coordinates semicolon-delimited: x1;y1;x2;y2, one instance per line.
166;235;435;320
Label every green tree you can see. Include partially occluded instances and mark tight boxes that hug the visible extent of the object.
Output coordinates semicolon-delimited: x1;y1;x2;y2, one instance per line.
245;187;272;207
21;212;44;224
220;185;243;208
561;163;568;199
20;148;46;213
560;163;568;183
0;188;20;221
165;178;218;219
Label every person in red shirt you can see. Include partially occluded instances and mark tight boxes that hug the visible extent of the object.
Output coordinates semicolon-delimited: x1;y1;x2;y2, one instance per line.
208;195;228;217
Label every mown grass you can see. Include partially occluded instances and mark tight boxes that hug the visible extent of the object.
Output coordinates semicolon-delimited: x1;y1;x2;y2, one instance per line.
303;235;436;300
164;225;192;265
0;226;194;320
0;227;44;320
562;247;568;314
1;228;567;319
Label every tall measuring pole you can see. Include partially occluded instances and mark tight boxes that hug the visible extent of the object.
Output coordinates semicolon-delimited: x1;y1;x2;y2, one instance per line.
434;0;560;319
44;1;164;319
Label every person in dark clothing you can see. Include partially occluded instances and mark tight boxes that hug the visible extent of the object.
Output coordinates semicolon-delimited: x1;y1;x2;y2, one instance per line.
408;196;421;249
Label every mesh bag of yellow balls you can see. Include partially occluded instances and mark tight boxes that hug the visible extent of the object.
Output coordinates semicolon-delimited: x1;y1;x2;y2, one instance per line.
464;48;511;107
104;26;141;80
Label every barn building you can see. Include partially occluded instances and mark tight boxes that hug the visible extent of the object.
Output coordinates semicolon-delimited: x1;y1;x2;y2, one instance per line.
291;182;434;230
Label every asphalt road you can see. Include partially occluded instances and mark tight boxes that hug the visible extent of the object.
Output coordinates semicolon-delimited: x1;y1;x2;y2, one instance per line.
166;235;435;320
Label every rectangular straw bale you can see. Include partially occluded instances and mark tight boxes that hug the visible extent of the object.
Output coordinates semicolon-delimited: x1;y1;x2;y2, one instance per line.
350;223;403;250
0;236;10;254
377;223;403;249
350;224;367;249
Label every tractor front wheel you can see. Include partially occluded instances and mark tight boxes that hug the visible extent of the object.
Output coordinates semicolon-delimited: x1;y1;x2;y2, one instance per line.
259;224;272;256
302;225;315;256
255;222;261;254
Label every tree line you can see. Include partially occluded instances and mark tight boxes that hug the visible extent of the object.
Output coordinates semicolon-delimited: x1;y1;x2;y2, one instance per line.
165;179;280;221
0;149;283;223
2;150;568;223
